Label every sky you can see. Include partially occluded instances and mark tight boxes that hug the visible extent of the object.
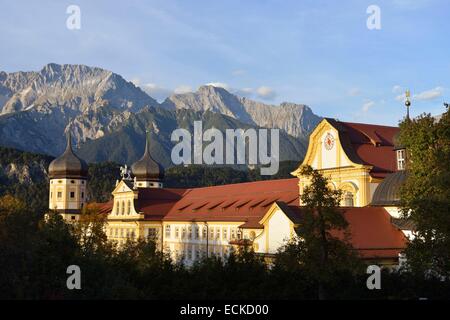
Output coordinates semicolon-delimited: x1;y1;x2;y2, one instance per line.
0;0;449;125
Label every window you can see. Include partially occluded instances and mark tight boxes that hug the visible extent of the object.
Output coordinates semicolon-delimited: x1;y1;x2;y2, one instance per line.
115;201;119;215
187;245;192;260
81;192;84;199
216;228;221;240
175;227;179;238
181;227;186;239
71;215;76;220
397;149;406;170
127;200;131;215
209;227;214;240
70;191;75;199
50;192;53;199
344;192;354;207
57;191;62;199
148;228;157;240
223;228;228;240
165;225;171;238
121;201;125;215
237;229;242;239
195;226;200;239
188;226;192;239
202;226;207;239
231;228;236;240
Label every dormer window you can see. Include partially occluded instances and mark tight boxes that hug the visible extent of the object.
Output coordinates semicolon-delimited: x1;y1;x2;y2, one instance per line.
397;149;406;170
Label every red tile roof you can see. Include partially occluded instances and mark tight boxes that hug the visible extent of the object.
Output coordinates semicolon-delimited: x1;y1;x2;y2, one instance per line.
327;119;399;178
337;206;407;259
289;206;407;259
86;201;113;215
163;178;300;223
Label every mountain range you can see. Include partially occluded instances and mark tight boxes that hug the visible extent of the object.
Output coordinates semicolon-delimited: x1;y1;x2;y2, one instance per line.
0;63;321;167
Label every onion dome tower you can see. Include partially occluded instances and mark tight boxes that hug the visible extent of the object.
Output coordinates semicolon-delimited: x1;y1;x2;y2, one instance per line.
131;130;164;188
48;130;88;221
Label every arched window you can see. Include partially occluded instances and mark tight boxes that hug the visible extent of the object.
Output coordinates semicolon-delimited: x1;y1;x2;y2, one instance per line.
115;201;119;215
344;192;354;207
121;201;125;215
127;200;131;215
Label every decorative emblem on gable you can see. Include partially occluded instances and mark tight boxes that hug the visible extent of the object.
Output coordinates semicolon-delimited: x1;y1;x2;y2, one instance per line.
324;133;335;150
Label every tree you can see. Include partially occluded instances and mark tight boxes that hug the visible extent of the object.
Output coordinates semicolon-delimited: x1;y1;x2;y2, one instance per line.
399;106;450;277
275;165;362;299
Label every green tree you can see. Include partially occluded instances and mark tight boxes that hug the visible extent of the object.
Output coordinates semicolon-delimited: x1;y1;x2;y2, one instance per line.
399;107;450;277
274;165;362;299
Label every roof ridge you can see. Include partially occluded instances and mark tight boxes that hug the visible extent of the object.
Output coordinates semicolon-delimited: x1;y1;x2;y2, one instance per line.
180;177;298;192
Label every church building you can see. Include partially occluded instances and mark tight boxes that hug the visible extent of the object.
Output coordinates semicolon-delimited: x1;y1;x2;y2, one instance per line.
49;115;413;266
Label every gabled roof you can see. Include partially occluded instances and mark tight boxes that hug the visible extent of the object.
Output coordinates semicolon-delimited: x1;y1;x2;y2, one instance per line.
326;119;399;178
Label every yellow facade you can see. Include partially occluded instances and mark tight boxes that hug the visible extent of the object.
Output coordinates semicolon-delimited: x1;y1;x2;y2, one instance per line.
291;119;381;207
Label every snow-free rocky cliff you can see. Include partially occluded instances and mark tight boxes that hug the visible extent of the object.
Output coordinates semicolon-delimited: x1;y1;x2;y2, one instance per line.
0;64;321;166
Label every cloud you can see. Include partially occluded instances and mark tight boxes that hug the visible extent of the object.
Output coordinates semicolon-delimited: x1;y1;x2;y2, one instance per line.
131;78;141;86
395;93;406;102
174;85;192;94
140;83;173;102
205;82;230;90
233;87;253;97
392;85;403;94
396;87;444;102
232;69;246;76
414;87;443;101
348;87;361;97
256;86;277;100
362;101;375;112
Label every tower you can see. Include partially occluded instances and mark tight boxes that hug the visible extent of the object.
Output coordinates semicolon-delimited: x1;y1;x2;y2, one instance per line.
48;130;88;221
131;130;164;188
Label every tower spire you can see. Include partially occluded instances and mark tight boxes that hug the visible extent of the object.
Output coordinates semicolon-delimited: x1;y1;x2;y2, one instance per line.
405;90;411;121
65;129;72;152
144;129;151;155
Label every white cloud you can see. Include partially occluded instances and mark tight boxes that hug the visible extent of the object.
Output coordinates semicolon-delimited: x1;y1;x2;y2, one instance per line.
414;87;443;101
395;93;406;102
205;82;230;90
140;83;173;102
392;85;403;94
131;78;141;86
395;87;444;102
256;86;277;100
362;101;375;112
233;87;253;98
232;69;246;76
348;87;361;97
174;85;192;94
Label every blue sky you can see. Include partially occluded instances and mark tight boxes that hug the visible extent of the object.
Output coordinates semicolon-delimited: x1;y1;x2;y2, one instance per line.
0;0;449;125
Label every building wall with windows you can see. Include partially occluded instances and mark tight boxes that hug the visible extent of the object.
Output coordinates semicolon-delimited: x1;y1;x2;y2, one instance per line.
292;118;399;207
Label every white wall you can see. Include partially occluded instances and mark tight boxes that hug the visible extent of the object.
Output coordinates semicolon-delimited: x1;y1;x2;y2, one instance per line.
267;210;292;254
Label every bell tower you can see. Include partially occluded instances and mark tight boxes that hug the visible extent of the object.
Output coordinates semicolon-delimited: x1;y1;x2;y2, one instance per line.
131;129;164;188
48;130;89;221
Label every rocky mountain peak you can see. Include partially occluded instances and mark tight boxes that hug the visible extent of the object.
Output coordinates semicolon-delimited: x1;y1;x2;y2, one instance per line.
0;63;157;115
